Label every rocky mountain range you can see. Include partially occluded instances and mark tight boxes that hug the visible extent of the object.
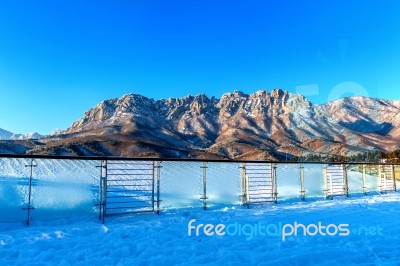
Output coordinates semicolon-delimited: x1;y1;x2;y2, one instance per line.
0;128;42;141
1;89;400;160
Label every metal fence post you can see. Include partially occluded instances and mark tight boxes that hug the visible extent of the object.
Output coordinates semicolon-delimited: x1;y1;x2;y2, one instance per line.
200;162;208;210
299;164;305;201
156;161;162;215
323;164;328;199
245;172;250;208
152;161;155;212
102;160;108;224
273;163;278;203
343;164;349;197
378;164;383;193
240;163;249;207
362;165;367;195
24;158;37;226
95;160;108;224
392;164;397;192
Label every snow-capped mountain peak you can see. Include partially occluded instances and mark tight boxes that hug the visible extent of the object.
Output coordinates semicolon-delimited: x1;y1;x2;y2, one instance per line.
0;128;43;140
2;90;400;159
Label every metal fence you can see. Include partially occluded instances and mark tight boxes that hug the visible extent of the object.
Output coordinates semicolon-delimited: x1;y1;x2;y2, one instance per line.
0;155;399;225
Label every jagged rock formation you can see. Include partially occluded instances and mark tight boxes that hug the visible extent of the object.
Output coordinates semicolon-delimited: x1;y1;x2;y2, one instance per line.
3;89;400;160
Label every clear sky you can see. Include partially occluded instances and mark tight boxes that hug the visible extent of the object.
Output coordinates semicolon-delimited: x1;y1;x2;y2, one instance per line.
0;0;399;134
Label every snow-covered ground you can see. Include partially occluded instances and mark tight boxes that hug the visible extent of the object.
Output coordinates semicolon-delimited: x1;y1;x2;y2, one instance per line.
1;193;400;265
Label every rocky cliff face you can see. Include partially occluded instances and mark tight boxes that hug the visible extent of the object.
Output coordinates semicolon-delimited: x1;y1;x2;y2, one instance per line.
38;89;398;159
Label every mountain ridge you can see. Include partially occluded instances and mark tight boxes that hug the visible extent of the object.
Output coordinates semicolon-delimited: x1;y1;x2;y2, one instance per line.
0;128;42;141
2;89;400;160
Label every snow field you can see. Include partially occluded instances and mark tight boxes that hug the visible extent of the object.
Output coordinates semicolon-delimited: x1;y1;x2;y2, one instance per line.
1;193;400;265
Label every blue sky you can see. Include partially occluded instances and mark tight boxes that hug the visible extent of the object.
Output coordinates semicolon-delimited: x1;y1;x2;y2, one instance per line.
0;1;399;134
